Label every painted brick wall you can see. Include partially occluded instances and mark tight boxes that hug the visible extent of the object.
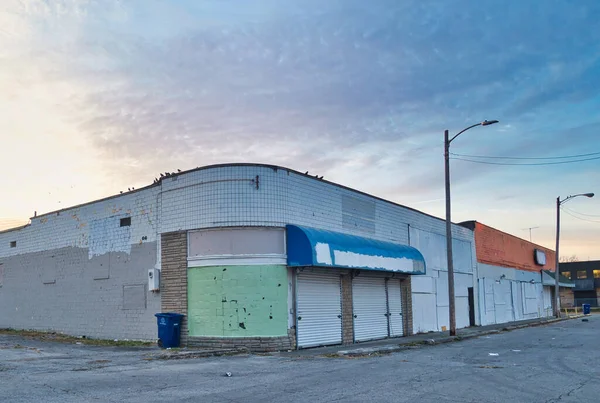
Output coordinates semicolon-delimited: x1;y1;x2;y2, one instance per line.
472;222;555;272
160;231;188;345
0;188;161;340
0;243;160;339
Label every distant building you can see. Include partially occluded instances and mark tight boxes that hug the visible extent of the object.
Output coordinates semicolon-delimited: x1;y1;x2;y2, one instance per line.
460;221;573;324
559;260;600;307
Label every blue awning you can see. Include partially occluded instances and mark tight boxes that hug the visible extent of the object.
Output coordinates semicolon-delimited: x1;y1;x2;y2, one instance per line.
286;224;426;275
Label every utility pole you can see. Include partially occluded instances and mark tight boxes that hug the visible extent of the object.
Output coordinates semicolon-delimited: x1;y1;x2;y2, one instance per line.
444;129;456;336
554;193;594;317
444;120;498;336
554;197;561;318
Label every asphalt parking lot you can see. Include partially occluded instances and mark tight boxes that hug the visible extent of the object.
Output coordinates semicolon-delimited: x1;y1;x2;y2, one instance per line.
1;316;598;403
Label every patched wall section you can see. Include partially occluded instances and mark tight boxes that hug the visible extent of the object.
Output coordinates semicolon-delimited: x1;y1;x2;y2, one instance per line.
187;265;288;337
0;243;159;340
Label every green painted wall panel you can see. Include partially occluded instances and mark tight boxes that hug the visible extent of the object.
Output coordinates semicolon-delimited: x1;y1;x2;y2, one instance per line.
188;265;288;337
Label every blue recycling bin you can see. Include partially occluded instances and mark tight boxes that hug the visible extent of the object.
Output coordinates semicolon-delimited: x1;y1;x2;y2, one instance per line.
582;304;591;315
155;313;184;348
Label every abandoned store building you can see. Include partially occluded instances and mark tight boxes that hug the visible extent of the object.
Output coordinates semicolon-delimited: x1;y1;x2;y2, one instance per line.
0;164;494;350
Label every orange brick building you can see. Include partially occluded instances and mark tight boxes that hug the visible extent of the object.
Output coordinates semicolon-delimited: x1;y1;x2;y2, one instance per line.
459;221;571;325
461;221;555;272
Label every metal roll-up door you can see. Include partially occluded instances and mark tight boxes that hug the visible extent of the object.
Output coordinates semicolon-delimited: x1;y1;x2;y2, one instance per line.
388;279;404;337
352;276;389;342
296;272;342;348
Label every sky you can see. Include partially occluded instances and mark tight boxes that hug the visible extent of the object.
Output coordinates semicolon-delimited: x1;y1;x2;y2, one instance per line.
1;0;599;259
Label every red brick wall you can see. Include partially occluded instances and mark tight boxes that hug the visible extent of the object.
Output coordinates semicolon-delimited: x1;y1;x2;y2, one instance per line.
473;222;556;272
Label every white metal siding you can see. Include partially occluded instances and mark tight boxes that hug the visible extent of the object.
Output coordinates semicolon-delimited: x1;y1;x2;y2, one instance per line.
352;276;389;342
296;272;342;348
542;287;553;317
387;279;404;337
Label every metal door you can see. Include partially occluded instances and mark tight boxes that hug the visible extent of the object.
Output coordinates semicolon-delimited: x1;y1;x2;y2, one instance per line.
387;279;404;337
352;276;389;342
296;272;342;348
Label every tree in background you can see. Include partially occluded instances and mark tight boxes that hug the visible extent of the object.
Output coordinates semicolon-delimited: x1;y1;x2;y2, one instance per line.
559;255;579;263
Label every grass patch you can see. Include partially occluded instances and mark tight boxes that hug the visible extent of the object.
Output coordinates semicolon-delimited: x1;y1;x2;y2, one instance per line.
321;353;342;358
0;328;154;347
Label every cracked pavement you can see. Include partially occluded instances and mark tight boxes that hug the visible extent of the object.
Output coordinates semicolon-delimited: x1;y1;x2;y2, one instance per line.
1;316;599;402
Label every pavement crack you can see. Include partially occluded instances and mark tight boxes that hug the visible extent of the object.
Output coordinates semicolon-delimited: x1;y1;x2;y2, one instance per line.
546;377;592;402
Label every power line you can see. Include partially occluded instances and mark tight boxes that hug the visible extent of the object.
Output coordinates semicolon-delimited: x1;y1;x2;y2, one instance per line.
450;156;600;166
450;151;600;160
562;206;600;218
560;207;600;223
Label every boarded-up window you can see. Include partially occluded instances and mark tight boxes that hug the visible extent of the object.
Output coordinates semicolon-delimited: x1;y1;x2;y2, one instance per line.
342;195;376;234
123;285;146;310
42;257;58;284
188;228;285;258
92;254;110;280
522;283;538;315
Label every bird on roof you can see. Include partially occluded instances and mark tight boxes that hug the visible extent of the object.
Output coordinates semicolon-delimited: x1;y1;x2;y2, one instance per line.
177;169;181;172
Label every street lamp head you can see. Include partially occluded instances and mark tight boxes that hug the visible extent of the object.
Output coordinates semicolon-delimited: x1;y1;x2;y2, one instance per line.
481;120;499;126
584;193;595;198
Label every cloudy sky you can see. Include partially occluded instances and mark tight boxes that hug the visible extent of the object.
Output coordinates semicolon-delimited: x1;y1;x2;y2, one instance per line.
1;0;599;259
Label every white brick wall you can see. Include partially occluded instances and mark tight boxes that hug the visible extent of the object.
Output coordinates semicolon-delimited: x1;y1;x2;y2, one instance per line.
0;163;476;339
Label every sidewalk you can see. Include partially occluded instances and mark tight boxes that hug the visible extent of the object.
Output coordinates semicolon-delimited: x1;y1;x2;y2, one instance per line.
148;314;587;360
284;315;584;358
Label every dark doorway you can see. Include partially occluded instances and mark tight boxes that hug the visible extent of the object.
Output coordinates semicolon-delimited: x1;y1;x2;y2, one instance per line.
468;287;476;326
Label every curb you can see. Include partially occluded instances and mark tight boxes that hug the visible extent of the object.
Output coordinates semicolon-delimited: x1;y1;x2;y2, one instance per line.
148;348;248;360
332;316;581;357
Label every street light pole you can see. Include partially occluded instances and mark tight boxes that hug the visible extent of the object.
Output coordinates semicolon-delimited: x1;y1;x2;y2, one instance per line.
554;197;561;318
444;129;455;335
444;120;498;336
554;193;594;317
